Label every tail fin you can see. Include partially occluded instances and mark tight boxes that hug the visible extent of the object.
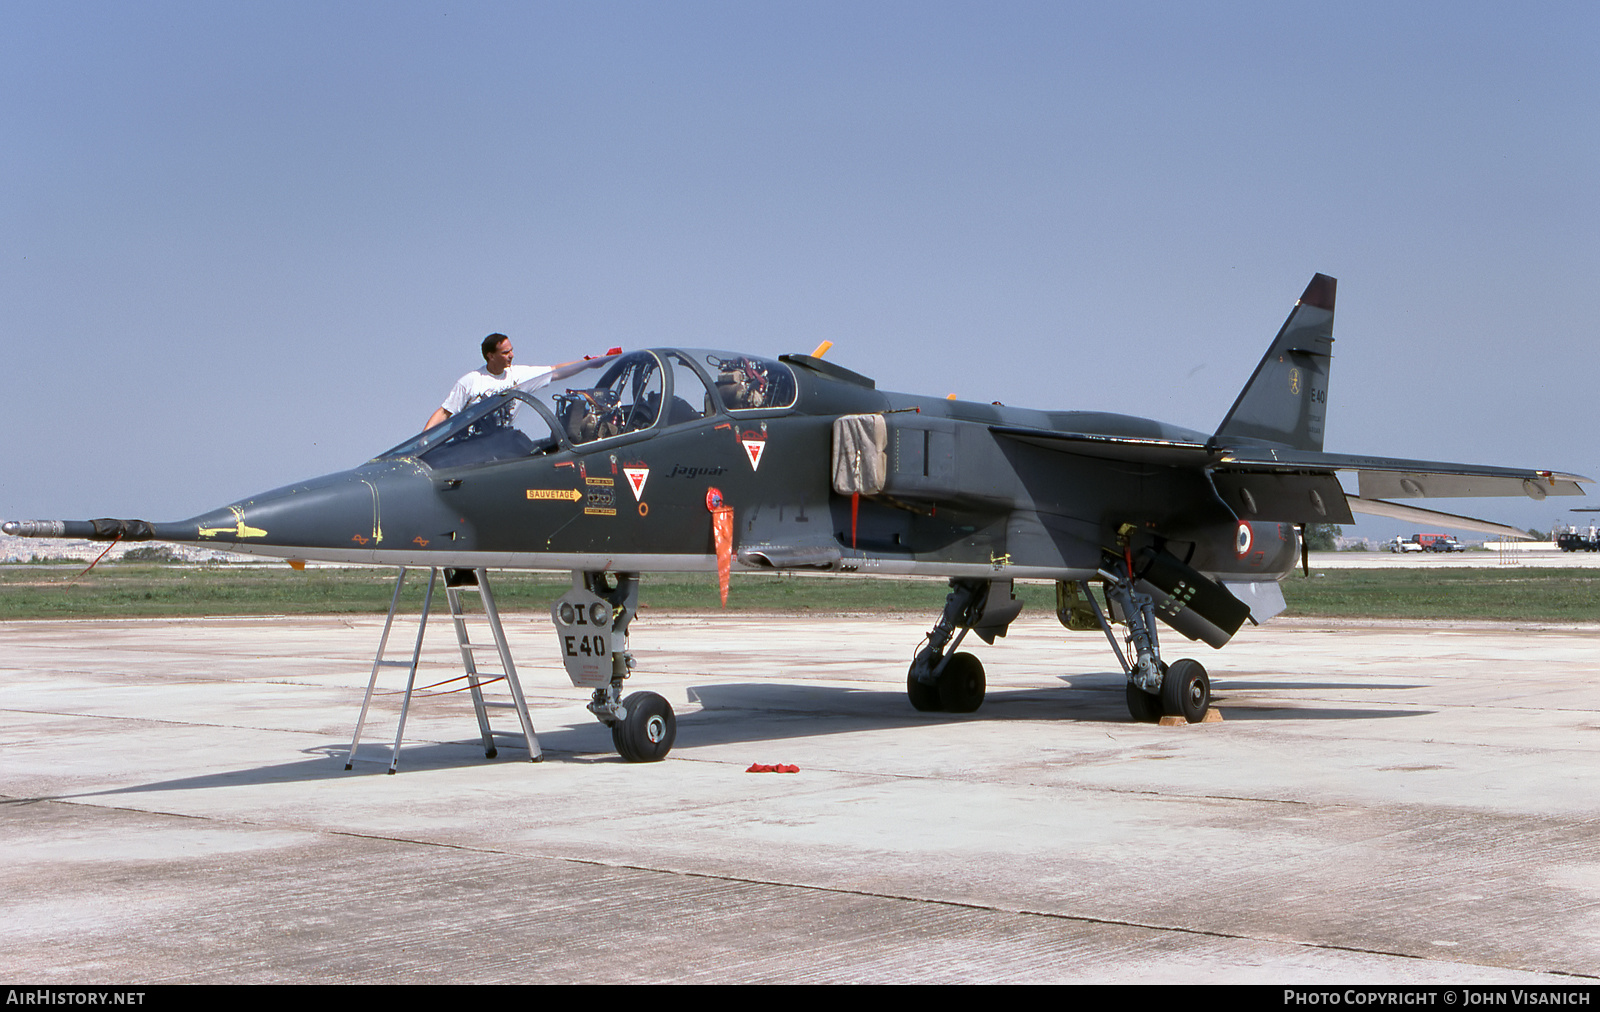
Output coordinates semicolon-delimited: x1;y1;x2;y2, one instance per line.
1211;273;1336;452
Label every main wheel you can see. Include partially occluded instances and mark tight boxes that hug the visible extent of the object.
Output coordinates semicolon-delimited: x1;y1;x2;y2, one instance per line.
1161;658;1210;724
907;669;943;712
612;691;676;762
937;652;986;713
1125;683;1164;722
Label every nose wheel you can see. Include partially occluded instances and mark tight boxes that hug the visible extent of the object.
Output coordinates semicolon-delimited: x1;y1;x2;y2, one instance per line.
612;690;676;762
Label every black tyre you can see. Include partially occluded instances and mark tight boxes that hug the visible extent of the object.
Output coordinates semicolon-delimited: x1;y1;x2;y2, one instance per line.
612;691;676;762
907;669;943;712
1125;682;1164;722
1161;658;1210;724
937;652;986;713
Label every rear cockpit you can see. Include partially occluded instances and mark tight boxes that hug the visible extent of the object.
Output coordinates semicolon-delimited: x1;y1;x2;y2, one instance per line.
377;349;799;470
705;353;797;412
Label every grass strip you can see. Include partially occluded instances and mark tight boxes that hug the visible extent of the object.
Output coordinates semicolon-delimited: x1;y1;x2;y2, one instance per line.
2;564;1597;623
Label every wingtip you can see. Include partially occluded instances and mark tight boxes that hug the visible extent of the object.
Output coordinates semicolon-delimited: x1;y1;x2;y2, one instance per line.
1299;273;1337;311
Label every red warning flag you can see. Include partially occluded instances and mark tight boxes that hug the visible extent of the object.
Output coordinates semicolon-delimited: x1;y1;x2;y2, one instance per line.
706;487;733;606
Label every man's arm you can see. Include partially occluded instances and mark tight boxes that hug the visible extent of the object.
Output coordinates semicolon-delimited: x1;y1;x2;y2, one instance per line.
425;407;451;430
547;357;597;382
510;357;605;395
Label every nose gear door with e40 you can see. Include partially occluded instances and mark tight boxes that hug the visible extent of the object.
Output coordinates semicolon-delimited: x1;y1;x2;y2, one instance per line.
551;580;626;687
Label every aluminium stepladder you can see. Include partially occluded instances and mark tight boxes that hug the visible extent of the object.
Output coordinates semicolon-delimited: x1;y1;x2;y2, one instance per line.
345;566;542;773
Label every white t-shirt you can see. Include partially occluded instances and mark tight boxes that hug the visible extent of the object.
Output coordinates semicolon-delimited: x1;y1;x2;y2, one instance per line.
440;364;555;416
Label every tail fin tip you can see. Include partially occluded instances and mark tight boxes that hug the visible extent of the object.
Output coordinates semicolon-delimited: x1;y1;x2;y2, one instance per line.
1300;273;1337;312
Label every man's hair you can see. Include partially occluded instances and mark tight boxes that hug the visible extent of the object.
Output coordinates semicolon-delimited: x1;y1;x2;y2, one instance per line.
481;333;510;360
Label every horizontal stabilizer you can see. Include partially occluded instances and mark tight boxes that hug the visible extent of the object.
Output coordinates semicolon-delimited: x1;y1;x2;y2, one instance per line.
1346;496;1531;539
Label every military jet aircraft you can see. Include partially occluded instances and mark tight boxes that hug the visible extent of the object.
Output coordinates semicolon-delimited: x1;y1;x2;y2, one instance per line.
6;274;1589;761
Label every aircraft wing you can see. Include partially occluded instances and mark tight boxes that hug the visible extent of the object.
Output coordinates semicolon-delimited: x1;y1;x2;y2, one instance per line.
996;425;1590;498
1212;448;1590;500
991;425;1590;529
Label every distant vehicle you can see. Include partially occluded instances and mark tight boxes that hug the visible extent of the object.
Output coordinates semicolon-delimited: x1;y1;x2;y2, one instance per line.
1389;533;1463;552
1556;518;1600;552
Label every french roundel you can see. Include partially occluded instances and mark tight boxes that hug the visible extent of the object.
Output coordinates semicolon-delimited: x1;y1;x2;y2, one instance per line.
1235;521;1253;556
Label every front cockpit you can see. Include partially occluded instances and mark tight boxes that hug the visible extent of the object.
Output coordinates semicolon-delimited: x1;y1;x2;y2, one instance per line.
377;349;800;470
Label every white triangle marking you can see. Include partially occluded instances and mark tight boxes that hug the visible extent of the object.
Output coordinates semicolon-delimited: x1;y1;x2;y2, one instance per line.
742;439;766;471
623;467;649;500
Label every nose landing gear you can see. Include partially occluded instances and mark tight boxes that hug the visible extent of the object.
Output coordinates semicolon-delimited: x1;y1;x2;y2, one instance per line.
552;571;680;762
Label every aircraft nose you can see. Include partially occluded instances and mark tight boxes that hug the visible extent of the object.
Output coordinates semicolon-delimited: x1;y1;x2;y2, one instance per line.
171;468;389;551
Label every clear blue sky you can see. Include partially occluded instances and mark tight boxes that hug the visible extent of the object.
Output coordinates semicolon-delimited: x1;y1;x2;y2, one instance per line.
4;1;1596;538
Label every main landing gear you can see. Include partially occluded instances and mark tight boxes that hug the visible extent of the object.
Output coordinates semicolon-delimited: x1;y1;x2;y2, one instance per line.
550;571;678;762
906;579;1023;714
1076;560;1212;724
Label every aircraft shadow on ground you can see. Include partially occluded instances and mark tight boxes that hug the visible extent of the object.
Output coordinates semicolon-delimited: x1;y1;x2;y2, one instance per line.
50;673;1432;797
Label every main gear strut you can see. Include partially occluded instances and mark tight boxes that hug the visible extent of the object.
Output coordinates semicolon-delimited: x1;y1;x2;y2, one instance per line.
905;578;1022;714
1076;549;1214;724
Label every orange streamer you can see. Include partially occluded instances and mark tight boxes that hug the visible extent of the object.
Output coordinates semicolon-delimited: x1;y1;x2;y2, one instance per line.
706;487;733;606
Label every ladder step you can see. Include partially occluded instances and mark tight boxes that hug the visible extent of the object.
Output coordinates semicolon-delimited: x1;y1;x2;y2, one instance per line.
376;659;416;668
